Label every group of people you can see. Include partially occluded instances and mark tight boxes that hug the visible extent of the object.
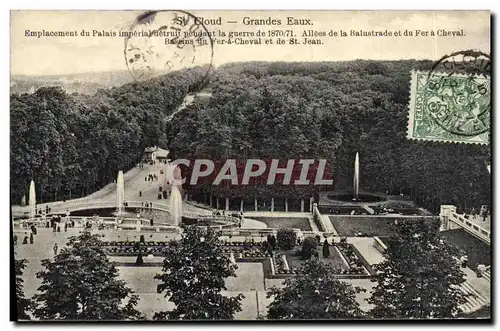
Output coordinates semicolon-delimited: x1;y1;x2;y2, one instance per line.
212;209;226;216
467;205;491;223
34;204;52;216
14;232;33;245
139;201;154;208
145;173;158;182
212;210;245;227
157;186;169;200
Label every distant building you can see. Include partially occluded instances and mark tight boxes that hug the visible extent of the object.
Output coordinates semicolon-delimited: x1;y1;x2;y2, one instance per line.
143;146;169;162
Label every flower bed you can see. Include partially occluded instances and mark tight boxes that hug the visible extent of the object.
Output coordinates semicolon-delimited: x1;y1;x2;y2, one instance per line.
272;254;297;276
336;243;370;276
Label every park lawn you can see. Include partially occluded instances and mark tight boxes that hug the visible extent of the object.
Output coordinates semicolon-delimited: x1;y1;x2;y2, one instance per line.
282;246;348;272
251;217;312;231
328;216;438;237
372;230;490;271
328;216;398;237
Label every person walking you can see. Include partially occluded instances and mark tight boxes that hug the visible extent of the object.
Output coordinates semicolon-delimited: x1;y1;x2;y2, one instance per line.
460;254;468;268
139;191;142;198
53;243;59;255
22;235;28;245
13;234;17;246
29;232;34;244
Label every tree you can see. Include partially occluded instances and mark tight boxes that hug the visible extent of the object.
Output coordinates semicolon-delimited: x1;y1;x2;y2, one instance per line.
33;231;144;320
301;236;318;259
276;229;296;250
15;254;33;320
154;226;244;320
368;219;467;319
266;258;364;319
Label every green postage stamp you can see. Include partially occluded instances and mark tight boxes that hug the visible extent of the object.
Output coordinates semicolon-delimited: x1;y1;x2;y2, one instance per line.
407;71;490;144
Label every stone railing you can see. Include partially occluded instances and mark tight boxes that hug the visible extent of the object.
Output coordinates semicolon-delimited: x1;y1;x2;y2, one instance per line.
13;200;218;221
13;212;240;233
373;236;387;253
449;212;490;244
312;203;326;232
440;205;490;245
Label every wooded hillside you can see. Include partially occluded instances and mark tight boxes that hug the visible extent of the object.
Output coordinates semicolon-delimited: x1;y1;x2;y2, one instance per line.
11;61;490;212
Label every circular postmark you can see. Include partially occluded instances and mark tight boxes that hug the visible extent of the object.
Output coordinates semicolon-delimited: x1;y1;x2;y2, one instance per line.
422;50;491;137
428;49;491;79
123;10;214;82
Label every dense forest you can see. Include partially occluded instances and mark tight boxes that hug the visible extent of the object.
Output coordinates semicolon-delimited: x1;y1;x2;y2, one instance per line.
10;66;210;203
10;61;490;213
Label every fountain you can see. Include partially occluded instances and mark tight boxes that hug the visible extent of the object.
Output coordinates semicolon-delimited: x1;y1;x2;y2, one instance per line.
116;170;125;216
29;180;36;219
353;152;359;201
325;152;385;204
167;163;183;226
170;185;183;226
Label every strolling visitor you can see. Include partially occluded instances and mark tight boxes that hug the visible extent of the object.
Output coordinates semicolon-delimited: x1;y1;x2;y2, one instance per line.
476;264;487;278
53;243;58;255
57;226;61;232
139;191;142;197
31;224;37;235
29;232;34;244
460;254;468;268
64;222;68;232
13;235;17;245
22;235;28;245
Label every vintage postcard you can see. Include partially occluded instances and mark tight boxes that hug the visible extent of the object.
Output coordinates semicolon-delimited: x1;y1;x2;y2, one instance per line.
10;10;491;322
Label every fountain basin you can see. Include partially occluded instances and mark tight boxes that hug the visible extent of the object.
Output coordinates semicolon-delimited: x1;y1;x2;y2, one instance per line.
328;191;386;203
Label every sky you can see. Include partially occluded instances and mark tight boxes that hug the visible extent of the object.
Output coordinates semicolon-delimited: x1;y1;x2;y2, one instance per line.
10;10;490;76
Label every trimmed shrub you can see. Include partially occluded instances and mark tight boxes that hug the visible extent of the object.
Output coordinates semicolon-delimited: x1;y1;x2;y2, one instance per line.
136;252;144;265
301;236;318;259
322;239;330;258
277;229;296;250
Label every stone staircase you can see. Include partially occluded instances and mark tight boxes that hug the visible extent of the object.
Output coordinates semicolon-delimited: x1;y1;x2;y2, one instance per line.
458;280;490;314
482;269;491;282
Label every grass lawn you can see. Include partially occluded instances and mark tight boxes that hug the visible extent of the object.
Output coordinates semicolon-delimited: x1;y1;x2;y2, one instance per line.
251;217;312;231
329;216;438;237
329;216;398;237
282;246;348;272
